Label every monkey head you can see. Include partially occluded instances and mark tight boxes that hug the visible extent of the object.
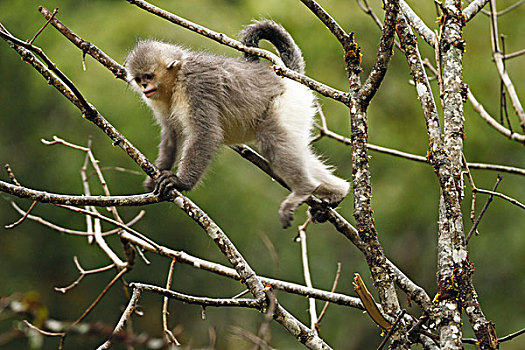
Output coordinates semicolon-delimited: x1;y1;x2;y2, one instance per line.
125;40;184;101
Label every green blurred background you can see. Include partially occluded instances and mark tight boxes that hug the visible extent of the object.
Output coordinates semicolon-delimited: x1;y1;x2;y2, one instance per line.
0;0;524;349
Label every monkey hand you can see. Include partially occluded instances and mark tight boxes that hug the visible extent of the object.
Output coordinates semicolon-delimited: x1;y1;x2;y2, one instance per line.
153;170;192;197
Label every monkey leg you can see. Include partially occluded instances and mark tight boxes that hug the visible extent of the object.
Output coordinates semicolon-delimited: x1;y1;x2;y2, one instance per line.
256;127;319;228
279;190;315;228
307;154;350;207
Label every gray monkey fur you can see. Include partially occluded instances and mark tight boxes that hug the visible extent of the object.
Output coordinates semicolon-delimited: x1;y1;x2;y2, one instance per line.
125;19;349;228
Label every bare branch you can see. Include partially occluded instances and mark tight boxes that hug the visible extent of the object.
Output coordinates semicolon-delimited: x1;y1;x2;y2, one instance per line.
9;201;146;237
316;263;342;326
474;187;525;210
132;282;262;308
0;25;157;177
399;0;436;46
232;145;433;313
359;0;400;105
501;47;525;60
299;0;353;50
73;267;129;328
314;123;525;176
39;6;127;80
463;0;490;21
0;180;161;206
162;259;181;346
466;176;502;244
54;257;116;294
467;89;525;144
487;0;525;132
4;200;37;229
465;0;524;19
97;285;142;350
297;218;318;334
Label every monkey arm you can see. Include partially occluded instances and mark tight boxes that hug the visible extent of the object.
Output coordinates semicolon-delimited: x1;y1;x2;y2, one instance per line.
155;124;182;171
154;110;224;196
144;124;182;192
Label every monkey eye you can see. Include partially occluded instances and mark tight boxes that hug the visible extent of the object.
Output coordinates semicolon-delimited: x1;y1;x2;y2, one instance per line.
134;77;141;84
144;73;154;80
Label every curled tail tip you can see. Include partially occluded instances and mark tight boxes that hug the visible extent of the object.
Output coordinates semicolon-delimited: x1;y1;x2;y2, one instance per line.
240;18;305;74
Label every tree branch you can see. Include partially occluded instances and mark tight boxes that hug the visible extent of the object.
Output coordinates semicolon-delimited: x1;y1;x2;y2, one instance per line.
299;0;353;50
358;0;400;106
399;0;436;46
463;0;490;22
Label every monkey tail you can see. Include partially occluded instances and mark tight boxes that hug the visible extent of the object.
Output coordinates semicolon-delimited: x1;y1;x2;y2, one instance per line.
240;19;305;74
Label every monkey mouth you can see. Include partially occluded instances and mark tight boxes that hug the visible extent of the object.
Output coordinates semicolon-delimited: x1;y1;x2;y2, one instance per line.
143;88;157;98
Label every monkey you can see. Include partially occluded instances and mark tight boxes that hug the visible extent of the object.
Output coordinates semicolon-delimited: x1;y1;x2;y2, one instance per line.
125;19;349;228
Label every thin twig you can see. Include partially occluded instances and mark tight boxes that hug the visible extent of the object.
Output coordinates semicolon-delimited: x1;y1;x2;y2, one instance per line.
9;201;146;237
488;0;525;131
132;282;262;308
463;326;525;344
4;200;37;229
80;137;96;244
297;217;318;334
315;122;525;175
54;257;116;294
162;259;181;346
39;6;127;80
502;48;525;61
4;163;21;186
498;327;525;343
316;262;342;326
24;320;65;338
467;89;525;144
97;286;142;350
232;289;251;299
28;8;59;45
376;310;407;350
57;203;161;251
466;175;502;244
462;154;478;224
72;267;129;328
473;187;525;210
252;286;278;350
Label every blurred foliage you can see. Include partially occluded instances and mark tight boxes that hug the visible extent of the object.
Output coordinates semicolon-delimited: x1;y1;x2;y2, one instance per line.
0;0;524;349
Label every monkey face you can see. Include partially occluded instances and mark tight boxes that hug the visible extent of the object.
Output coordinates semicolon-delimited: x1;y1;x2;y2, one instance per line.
125;40;184;102
133;73;158;99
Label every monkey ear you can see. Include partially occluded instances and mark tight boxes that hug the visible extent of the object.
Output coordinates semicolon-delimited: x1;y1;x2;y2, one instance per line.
166;59;182;70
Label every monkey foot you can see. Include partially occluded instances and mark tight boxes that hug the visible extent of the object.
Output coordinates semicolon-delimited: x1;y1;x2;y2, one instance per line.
153;170;191;198
308;206;330;224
